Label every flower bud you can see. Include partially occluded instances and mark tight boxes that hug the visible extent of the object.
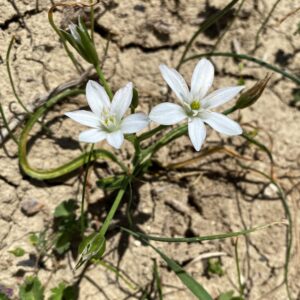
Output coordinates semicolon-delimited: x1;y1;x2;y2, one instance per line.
60;17;99;66
235;74;271;109
130;88;139;112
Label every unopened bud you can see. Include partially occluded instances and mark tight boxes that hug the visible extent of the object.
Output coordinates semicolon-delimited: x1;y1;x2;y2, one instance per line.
60;17;99;66
235;74;271;109
130;88;139;112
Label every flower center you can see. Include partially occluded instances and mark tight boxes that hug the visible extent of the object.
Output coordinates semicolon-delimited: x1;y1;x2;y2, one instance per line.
190;100;201;110
100;109;119;132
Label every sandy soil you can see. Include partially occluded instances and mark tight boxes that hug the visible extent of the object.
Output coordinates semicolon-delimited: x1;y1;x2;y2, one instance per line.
0;0;300;299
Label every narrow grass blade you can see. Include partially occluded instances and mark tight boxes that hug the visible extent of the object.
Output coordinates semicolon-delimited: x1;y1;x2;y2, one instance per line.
125;229;213;300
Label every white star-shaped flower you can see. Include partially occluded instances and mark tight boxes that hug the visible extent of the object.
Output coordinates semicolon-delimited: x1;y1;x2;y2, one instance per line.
65;80;149;149
149;58;244;151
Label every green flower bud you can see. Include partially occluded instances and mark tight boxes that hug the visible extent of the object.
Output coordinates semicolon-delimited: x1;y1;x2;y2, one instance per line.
235;74;271;110
130;88;139;112
60;17;99;66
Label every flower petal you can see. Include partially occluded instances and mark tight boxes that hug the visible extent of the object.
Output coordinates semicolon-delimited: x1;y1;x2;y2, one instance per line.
79;128;107;143
191;58;214;99
64;110;100;128
159;64;190;102
121;113;149;134
111;82;133;119
86;80;110;115
201;111;242;136
106;130;124;149
201;86;245;109
149;103;187;125
188;118;206;151
69;23;81;42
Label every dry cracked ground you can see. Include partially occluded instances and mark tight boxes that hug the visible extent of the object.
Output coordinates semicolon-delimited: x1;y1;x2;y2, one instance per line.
0;0;300;299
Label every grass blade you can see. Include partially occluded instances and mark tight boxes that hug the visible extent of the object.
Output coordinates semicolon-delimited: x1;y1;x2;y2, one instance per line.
125;229;213;300
151;245;213;300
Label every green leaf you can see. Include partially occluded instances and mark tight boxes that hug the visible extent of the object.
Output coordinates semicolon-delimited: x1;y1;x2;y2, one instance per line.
207;258;224;276
54;200;78;218
121;221;282;243
0;292;10;300
49;283;65;300
19;276;44;300
49;282;78;300
96;175;125;191
9;247;25;257
218;291;244;300
76;232;106;269
131;88;139;110
123;228;212;300
151;245;213;300
153;260;163;300
54;232;72;254
29;234;39;246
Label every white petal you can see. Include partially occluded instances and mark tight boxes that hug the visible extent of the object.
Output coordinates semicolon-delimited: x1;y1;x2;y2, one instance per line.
159;64;190;102
191;58;214;99
111;82;133;119
201;86;245;109
65;110;100;128
149;103;187;125
69;23;80;42
106;130;124;149
86;80;110;115
79;129;107;143
201;111;242;136
121;113;149;134
188;118;206;151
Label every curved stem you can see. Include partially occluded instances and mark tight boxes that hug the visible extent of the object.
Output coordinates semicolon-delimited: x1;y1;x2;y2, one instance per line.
184;52;300;85
18;88;127;180
0;103;18;144
177;0;239;70
6;36;30;113
211;0;246;52
48;6;83;74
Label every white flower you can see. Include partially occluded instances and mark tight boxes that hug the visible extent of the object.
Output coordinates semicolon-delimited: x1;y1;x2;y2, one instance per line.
65;80;149;149
149;58;244;151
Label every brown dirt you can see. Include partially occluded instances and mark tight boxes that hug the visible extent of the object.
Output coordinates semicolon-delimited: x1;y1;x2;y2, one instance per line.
0;0;300;299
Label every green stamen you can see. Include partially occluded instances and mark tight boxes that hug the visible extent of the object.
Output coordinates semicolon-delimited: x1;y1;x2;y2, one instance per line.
191;100;201;110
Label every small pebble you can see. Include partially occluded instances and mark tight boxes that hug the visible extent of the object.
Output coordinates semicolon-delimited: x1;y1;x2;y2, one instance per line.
21;199;43;216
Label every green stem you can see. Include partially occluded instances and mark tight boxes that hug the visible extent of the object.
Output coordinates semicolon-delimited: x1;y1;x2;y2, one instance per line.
121;221;285;243
138;125;167;142
95;64;113;99
89;0;95;43
142;100;236;158
80;144;95;236
211;0;246;52
177;0;239;70
184;52;300;85
18;88;127;180
6;36;30;113
237;162;292;300
254;0;282;50
48;7;83;74
0;103;18;144
234;238;244;297
99;180;129;236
